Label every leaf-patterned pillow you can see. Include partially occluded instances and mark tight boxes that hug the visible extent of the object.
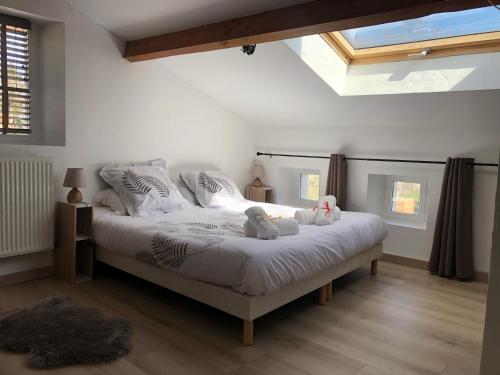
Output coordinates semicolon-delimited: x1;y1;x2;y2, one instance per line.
100;165;192;217
180;170;244;208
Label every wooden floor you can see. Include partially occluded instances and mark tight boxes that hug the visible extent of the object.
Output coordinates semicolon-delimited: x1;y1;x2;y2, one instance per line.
0;261;487;375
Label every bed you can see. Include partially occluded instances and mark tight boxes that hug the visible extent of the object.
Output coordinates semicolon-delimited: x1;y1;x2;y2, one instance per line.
93;201;388;345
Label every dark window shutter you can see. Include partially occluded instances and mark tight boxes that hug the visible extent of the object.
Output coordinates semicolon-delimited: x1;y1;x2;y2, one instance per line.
0;15;31;135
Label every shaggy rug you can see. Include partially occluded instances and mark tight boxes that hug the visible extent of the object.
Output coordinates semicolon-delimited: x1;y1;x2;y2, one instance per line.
0;295;132;369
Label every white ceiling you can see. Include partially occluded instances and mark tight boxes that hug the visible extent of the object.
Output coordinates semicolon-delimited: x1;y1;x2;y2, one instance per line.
66;0;307;40
66;0;500;130
160;41;500;128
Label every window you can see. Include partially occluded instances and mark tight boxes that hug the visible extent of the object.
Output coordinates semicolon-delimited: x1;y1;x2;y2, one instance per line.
384;176;427;225
300;173;320;201
0;14;31;135
390;181;421;215
366;174;428;229
321;6;500;65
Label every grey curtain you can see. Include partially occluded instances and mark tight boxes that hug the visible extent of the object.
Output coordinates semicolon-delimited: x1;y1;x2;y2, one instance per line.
429;157;475;280
326;154;347;210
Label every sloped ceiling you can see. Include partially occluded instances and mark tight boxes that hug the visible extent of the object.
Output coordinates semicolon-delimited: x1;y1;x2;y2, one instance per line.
160;41;500;128
65;0;500;129
66;0;307;40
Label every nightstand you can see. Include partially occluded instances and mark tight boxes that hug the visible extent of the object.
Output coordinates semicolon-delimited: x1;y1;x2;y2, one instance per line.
56;202;94;283
246;186;273;203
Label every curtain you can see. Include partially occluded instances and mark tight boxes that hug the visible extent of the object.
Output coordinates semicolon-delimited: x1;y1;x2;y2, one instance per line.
326;154;347;210
429;157;475;280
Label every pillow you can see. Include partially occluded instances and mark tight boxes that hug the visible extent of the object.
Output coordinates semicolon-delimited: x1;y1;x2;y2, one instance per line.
100;165;191;217
93;189;128;215
176;177;200;206
101;158;166;169
180;170;244;208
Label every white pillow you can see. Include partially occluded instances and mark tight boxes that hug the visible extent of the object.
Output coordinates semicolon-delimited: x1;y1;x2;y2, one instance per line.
93;189;128;215
101;158;166;169
176;177;200;206
180;170;244;208
100;165;191;217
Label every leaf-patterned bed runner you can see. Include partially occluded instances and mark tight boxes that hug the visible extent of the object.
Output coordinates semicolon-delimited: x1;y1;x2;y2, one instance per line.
136;221;244;270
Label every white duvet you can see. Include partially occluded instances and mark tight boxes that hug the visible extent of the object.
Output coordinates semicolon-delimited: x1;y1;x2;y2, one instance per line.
93;201;388;295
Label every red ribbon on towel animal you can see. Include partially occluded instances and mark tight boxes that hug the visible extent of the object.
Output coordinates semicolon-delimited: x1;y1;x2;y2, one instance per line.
313;201;333;217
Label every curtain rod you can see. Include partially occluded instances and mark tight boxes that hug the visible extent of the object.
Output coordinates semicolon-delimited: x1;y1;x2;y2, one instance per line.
256;152;499;167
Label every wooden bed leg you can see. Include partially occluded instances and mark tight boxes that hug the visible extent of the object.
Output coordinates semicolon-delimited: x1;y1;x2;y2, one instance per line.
318;285;327;305
243;320;254;346
326;282;333;301
371;260;378;275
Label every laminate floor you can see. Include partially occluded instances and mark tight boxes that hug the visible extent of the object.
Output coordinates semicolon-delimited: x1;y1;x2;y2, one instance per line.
0;261;487;375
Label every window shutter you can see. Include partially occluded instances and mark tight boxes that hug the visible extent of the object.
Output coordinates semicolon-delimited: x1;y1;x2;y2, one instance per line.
0;15;31;135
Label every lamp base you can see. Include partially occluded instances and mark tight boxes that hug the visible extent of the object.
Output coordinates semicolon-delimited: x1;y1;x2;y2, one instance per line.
251;177;264;187
67;187;82;204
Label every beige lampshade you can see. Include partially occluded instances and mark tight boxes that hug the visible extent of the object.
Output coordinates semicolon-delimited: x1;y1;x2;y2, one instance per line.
63;168;86;188
251;163;265;179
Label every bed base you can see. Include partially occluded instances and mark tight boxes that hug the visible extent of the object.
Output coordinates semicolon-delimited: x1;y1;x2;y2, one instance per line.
96;244;383;346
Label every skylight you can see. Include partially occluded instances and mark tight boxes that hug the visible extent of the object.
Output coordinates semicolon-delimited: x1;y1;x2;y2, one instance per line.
341;7;500;49
321;6;500;65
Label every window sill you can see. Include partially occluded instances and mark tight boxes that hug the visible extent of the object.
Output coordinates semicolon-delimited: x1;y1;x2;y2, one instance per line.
384;218;427;230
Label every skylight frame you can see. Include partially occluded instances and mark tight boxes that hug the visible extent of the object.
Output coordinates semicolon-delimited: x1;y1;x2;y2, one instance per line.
322;26;500;65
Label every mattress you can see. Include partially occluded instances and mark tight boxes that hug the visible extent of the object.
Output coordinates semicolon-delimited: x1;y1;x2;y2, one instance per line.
93;202;388;295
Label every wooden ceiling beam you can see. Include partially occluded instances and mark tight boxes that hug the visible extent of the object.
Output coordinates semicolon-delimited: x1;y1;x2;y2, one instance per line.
124;0;488;62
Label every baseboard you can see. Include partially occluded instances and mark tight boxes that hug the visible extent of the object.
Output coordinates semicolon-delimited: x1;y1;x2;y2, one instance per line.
380;253;489;283
0;266;55;287
381;254;428;270
475;271;489;283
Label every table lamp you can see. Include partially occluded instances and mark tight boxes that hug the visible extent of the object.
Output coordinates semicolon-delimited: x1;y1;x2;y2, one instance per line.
251;161;265;187
63;168;86;203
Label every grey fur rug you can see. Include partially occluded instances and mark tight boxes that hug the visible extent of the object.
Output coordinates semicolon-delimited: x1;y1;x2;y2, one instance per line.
0;295;132;369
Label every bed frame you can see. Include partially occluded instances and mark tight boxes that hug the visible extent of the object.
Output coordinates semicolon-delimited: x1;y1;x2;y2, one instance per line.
96;243;383;345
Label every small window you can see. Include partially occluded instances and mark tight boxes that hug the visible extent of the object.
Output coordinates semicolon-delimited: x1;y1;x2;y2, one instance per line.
0;14;31;135
391;180;421;215
384;176;427;226
366;174;428;229
300;173;320;201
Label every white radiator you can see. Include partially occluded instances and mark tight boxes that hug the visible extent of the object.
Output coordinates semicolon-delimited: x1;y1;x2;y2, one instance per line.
0;157;54;257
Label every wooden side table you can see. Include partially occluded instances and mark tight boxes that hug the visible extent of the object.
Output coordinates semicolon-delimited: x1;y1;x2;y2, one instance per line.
246;186;273;203
56;202;94;283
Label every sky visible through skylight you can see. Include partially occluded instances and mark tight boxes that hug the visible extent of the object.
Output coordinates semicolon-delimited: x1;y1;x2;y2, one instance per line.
341;6;500;49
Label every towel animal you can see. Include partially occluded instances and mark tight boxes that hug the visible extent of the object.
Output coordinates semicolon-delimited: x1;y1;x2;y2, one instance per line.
294;209;316;225
274;218;299;236
315;195;337;226
244;208;299;238
244;207;279;240
294;195;342;226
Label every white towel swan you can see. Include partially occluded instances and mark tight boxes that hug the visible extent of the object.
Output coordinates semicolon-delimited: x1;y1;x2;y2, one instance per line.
294;209;317;225
244;207;279;240
294;195;342;226
315;195;337;226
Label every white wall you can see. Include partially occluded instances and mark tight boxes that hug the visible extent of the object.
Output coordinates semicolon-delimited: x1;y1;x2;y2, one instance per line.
0;0;255;275
344;50;500;95
285;36;347;95
256;125;499;273
285;35;500;96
